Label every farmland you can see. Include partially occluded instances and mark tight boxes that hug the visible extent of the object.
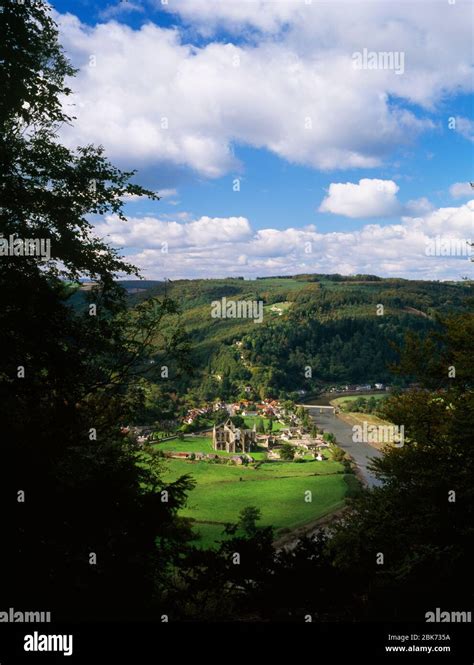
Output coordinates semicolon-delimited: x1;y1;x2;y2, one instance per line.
157;443;353;548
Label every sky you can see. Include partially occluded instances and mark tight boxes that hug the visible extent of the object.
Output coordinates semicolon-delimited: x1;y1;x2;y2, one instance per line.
51;0;473;281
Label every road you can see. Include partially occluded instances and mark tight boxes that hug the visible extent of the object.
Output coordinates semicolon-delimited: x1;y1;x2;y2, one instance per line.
306;406;383;488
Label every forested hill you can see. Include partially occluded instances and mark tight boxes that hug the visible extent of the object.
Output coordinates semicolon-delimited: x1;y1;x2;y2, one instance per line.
111;274;469;401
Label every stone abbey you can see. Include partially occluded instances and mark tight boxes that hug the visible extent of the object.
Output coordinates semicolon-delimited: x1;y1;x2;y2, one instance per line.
212;419;257;453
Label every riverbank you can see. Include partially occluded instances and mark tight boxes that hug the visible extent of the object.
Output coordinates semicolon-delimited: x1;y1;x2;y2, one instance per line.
302;390;389;407
305;404;383;488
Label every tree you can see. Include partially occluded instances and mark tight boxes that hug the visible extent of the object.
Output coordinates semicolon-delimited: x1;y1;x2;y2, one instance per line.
237;506;262;537
280;443;295;461
2;2;195;621
256;417;265;433
327;311;474;620
367;396;377;413
174;507;275;620
328;444;345;462
230;415;245;428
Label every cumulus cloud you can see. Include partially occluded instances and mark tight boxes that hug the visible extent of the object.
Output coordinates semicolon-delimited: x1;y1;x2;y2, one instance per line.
319;179;401;218
161;0;296;34
401;201;474;237
54;0;471;178
404;197;434;214
94;215;252;249
163;0;472;108
94;201;474;281
454;116;474;142
99;2;144;20
450;182;473;198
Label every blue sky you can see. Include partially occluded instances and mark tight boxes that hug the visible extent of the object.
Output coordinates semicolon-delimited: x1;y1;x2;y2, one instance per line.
52;0;473;279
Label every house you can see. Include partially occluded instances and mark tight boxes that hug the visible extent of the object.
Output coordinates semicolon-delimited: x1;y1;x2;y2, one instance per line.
212;419;257;453
260;405;276;417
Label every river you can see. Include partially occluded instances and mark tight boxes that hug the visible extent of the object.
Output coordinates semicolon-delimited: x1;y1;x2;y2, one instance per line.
305;393;384;487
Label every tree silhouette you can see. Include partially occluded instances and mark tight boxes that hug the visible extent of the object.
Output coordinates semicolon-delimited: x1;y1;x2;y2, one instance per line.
2;1;194;620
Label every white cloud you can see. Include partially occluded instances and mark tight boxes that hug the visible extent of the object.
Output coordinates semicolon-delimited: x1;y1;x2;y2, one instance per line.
163;1;473;109
454;116;474;142
94;214;252;249
121;188;177;202
402;201;474;237
450;182;473;198
161;0;296;34
158;188;178;199
319;179;401;218
404;197;434;214
54;0;472;178
99;2;144;20
94;201;474;281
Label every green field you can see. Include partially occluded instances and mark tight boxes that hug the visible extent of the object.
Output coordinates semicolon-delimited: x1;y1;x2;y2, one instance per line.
242;415;285;431
331;393;387;407
153;435;223;454
161;456;350;548
153;435;271;460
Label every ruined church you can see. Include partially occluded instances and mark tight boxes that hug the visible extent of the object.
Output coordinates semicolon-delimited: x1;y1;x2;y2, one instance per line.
212;419;257;453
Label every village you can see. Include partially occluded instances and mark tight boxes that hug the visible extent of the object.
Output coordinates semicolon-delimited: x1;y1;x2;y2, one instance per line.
124;380;391;467
130;397;337;466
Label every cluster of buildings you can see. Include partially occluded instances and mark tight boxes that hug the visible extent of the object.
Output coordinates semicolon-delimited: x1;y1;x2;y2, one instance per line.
182;405;213;425
260;426;329;460
120;425;155;445
326;383;387;393
227;398;283;419
181;398;286;427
